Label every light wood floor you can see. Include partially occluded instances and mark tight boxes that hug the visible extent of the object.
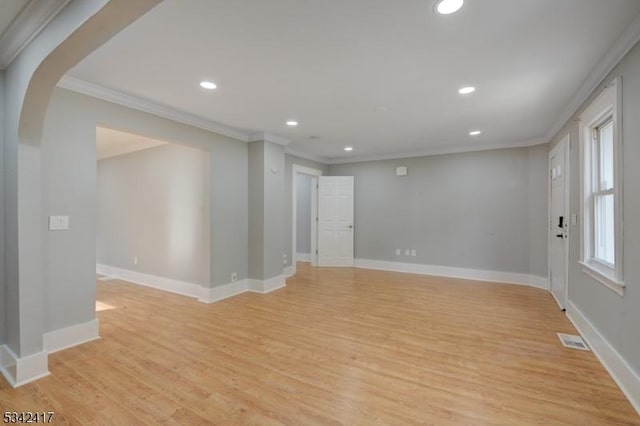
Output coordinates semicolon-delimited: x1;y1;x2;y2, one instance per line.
1;263;638;425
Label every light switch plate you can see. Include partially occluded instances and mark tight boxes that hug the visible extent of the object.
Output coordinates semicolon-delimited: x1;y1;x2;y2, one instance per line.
396;166;408;176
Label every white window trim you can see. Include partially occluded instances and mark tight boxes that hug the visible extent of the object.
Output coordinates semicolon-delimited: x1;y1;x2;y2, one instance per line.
578;77;624;297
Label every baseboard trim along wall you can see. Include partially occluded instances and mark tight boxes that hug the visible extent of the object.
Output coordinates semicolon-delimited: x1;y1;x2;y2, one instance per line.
0;346;50;388
296;252;311;262
284;265;295;278
43;319;100;354
97;264;287;304
248;275;287;294
97;264;205;300
198;275;287;304
566;301;640;415
354;259;549;290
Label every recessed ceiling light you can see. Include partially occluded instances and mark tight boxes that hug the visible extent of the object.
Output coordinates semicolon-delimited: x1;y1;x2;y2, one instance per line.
200;81;217;90
344;146;354;152
458;86;476;95
434;0;464;15
469;130;482;136
286;120;298;127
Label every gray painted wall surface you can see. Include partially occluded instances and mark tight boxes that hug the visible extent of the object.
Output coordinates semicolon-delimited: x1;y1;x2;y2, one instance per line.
248;142;265;280
263;142;286;279
284;154;328;268
549;41;640;376
329;146;547;277
97;144;209;285
40;88;247;332
2;0;156;358
296;174;313;254
0;69;5;345
248;141;286;280
527;144;550;278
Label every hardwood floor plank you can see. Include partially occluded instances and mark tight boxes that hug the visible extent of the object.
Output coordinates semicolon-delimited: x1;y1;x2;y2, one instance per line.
0;263;637;425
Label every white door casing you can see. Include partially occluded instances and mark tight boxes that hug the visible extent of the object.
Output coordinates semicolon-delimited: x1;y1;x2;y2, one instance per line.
291;165;323;275
549;135;570;309
318;176;354;267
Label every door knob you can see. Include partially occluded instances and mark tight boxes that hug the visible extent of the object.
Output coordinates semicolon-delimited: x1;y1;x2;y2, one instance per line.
555;234;564;239
347;225;353;229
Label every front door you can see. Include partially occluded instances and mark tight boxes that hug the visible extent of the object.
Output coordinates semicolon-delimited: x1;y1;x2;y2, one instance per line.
549;136;569;309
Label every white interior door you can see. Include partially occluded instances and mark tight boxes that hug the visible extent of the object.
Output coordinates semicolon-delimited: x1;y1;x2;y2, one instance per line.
310;176;318;266
318;176;354;267
549;137;569;309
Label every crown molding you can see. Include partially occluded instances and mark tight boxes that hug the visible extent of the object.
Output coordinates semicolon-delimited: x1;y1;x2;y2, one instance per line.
324;137;547;165
284;147;330;164
249;132;290;146
0;0;71;69
545;11;640;143
57;76;250;142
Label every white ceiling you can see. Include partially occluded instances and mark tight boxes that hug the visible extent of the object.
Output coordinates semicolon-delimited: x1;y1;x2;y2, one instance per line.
0;0;29;37
96;126;167;160
69;0;640;161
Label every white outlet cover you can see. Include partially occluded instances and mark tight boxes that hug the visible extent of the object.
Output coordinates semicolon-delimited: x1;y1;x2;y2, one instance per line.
411;249;417;257
396;166;408;176
395;249;401;255
405;249;410;256
49;215;70;231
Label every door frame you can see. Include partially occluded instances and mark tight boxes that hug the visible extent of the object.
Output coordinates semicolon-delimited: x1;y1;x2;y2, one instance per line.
548;134;571;309
292;165;323;276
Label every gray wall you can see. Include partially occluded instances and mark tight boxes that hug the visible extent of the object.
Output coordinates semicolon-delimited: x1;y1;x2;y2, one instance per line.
0;69;5;345
284;154;329;268
329;146;548;277
296;174;313;254
527;144;550;277
248;142;265;280
248;140;286;280
549;41;640;376
97;144;209;285
40;87;247;332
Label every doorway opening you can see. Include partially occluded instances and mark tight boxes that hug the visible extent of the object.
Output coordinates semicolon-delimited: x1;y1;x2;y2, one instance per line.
291;165;322;276
95;126;211;309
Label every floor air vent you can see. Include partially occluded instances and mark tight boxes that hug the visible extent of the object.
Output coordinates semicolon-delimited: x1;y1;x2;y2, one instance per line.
557;333;590;351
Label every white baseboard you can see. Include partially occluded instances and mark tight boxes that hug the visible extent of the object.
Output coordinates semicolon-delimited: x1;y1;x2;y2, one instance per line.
566;301;640;415
284;265;295;278
43;319;100;354
354;258;549;290
97;265;287;304
0;345;49;388
296;252;311;262
200;275;286;303
199;279;249;304
97;264;205;300
248;274;287;294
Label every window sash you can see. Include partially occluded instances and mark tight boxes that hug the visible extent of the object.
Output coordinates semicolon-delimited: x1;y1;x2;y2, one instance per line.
579;78;623;294
590;191;615;268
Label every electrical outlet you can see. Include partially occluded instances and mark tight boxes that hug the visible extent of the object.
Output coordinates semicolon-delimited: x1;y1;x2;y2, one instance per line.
133;256;138;265
411;249;417;257
405;249;410;256
395;248;401;256
231;272;237;282
282;254;288;265
48;215;70;231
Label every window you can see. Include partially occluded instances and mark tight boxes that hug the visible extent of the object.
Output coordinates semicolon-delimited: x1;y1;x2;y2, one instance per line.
579;78;624;296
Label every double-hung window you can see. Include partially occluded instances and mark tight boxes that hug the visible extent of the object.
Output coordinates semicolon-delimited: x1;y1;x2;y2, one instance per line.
579;78;624;295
